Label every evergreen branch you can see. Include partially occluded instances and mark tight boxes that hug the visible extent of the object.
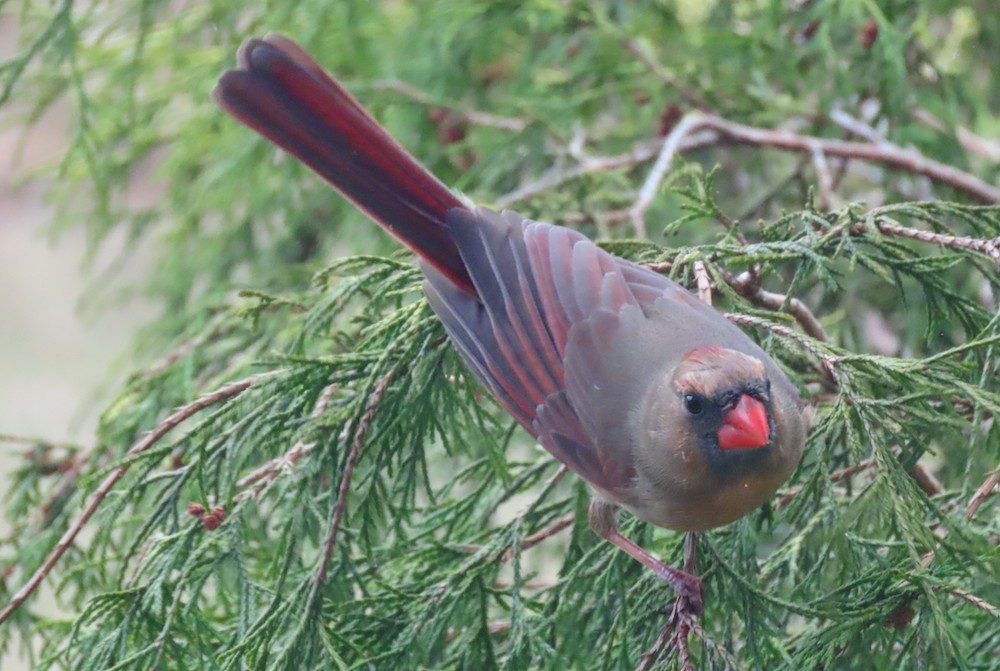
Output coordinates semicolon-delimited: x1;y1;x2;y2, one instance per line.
459;511;577;561
634;619;676;671
314;372;393;586
0;371;278;626
235;382;338;500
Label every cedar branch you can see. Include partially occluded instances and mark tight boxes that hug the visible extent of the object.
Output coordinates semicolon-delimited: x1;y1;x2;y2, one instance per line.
0;371;277;626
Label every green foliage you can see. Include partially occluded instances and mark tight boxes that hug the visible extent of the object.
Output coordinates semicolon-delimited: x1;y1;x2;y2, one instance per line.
2;1;998;670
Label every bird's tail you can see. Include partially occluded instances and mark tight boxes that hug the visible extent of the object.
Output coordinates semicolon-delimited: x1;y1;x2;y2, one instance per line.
213;34;474;292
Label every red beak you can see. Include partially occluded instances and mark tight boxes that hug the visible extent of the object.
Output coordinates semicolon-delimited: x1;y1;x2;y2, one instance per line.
717;394;770;450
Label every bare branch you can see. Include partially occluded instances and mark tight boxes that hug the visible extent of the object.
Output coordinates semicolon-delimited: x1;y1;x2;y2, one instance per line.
726;270;829;342
860;217;1000;264
693;260;713;306
810;143;836;209
501;512;575;561
630;113;706;235
966;468;998;520
913;108;1000;162
0;371;278;626
701;114;1000;203
776;455;879;509
494;132;716;208
948;587;999;617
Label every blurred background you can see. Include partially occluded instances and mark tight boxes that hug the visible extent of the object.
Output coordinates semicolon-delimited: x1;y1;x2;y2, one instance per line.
0;18;153;668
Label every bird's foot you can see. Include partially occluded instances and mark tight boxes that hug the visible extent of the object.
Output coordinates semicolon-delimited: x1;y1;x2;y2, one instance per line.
656;567;703;617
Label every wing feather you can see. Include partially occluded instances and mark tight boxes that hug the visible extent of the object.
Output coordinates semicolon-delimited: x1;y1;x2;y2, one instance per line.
425;207;681;491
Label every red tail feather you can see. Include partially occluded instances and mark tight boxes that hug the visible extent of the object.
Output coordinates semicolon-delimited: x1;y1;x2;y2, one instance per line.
213;34;474;293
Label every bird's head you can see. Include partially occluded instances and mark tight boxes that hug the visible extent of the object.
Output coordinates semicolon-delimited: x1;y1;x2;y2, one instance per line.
671;345;772;453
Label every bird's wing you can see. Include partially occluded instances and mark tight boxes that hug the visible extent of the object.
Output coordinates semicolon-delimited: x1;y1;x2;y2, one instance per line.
424;207;695;491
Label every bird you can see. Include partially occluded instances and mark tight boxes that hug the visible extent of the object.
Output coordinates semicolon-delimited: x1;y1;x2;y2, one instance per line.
213;33;810;616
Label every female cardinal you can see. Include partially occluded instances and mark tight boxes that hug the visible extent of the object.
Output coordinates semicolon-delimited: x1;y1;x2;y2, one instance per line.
214;34;810;614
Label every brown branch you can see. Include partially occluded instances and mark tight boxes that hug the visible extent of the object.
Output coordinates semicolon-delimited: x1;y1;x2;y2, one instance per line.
949;587;1000;617
966;468;998;520
501;512;575;561
630;113;706;236
859;217;1000;264
776;455;879;509
494;132;717;208
459;511;577;560
913;108;1000;162
693;260;713;306
699;113;1000;203
0;371;277;626
314;373;393;585
236;383;338;500
498;107;999;216
635;619;677;671
777;446;942;510
726;270;829;342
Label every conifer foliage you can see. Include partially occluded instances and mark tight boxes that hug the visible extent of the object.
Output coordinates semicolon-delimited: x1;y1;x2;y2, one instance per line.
1;2;998;669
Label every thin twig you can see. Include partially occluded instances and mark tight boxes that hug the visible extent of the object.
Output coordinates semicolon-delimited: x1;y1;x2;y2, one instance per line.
776;455;879;509
499;108;999;215
810;143;836;209
635;619;677;671
863;217;1000;264
912;108;1000;161
494;132;717;208
0;371;277;626
701;114;1000;203
630;113;706;236
966;468;998;520
828;109;887;146
693;260;713;306
314;374;393;585
501;512;575;561
236;383;338;500
726;270;829;342
459;511;577;560
948;587;999;616
132;317;228;383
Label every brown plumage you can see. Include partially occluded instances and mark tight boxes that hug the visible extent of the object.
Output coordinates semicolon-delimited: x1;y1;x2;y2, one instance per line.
214;34;810;615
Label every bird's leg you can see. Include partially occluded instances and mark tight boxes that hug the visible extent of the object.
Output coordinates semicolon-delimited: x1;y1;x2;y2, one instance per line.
683;531;698;574
588;499;703;615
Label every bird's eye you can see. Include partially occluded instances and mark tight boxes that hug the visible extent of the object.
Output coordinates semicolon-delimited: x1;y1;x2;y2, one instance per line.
684;394;703;416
